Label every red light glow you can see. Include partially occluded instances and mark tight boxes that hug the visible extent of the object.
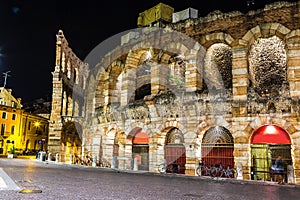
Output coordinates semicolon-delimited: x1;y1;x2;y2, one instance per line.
264;125;277;134
132;131;149;144
251;124;291;144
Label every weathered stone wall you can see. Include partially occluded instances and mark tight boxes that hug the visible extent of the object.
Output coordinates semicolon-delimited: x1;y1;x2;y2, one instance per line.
49;30;89;162
50;1;300;182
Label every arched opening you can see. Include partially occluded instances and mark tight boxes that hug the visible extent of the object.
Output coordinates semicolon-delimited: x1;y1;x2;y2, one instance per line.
201;126;234;171
165;128;186;174
250;124;292;183
61;122;82;163
248;36;289;97
204;43;232;91
130;128;149;171
135;84;151;101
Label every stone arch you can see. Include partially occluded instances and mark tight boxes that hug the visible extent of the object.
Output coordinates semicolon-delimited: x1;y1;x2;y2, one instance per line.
163;41;205;92
158;120;188;140
200;32;235;49
202;126;234;144
164;127;186;174
111;130;126;169
165;128;185;144
248;35;288;96
104;61;124;105
250;124;291;144
86;28;206;110
247;116;298;144
124;42;194;102
126;127;149;171
204;43;233;90
250;124;293;182
201;126;234;169
196;115;231;139
124;122;150;136
285;29;300;41
241;23;291;48
61;121;82;163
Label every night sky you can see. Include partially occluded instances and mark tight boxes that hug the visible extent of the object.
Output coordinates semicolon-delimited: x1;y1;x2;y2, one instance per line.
0;0;298;103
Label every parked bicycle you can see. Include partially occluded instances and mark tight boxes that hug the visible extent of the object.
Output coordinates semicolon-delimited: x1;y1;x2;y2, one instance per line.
196;161;213;176
223;164;236;178
158;161;166;174
211;163;224;177
159;161;181;174
196;161;235;178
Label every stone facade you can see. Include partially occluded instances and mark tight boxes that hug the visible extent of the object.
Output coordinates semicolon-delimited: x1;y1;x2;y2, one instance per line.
49;1;300;183
0;87;22;108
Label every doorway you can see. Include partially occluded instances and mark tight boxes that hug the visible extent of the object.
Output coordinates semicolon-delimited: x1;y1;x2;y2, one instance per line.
250;124;292;182
132;130;149;171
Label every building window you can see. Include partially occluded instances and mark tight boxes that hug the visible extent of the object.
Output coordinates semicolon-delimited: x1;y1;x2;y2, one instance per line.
12;114;16;120
11;125;15;135
1;124;5;135
2;112;7;119
28;122;31;130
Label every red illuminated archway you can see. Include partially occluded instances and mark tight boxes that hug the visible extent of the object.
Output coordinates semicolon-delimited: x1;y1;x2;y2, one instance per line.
128;127;149;171
251;124;291;144
133;131;149;144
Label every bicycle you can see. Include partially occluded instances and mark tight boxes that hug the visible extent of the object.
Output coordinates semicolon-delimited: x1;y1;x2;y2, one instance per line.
223;165;235;178
196;161;213;176
158;162;166;174
210;163;224;177
166;163;181;174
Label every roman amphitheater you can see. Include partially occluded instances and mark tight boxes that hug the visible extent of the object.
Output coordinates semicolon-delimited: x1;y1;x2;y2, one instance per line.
49;1;300;183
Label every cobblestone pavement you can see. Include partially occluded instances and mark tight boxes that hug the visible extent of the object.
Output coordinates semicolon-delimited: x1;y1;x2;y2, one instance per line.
0;158;300;200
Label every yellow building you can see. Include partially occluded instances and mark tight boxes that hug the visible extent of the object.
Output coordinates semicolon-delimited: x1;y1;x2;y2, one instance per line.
0;87;49;156
0;87;22;108
0;105;23;155
21;112;49;154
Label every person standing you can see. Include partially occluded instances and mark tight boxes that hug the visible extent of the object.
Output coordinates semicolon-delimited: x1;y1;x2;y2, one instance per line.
275;156;284;184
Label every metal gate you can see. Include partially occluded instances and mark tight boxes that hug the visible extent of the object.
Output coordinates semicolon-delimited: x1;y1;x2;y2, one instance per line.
251;144;292;181
201;143;234;167
132;145;149;170
201;126;234;168
165;144;186;174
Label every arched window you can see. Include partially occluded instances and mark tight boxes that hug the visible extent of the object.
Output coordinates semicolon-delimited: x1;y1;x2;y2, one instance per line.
165;128;186;174
201;126;234;168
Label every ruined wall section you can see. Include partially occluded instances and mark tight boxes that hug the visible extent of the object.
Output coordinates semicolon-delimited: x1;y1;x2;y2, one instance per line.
49;30;89;161
168;1;300;44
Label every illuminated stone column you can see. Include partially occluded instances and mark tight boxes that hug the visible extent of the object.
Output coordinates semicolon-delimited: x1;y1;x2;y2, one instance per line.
231;47;249;117
121;67;136;106
185;46;204;93
151;63;169;94
48;31;65;159
286;36;300;97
